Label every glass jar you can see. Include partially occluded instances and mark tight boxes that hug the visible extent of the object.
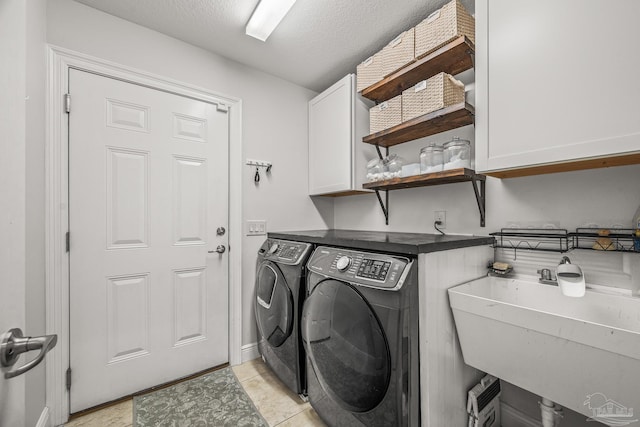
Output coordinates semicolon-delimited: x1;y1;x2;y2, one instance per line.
366;158;383;182
383;154;404;179
419;143;444;174
443;137;471;170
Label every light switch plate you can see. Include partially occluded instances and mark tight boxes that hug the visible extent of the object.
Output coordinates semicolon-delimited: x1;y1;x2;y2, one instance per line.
246;220;267;236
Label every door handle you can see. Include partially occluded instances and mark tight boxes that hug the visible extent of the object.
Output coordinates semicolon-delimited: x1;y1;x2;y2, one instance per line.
208;245;226;254
1;328;58;379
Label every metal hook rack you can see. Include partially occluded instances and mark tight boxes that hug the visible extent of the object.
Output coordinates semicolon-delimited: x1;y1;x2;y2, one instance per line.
246;159;272;183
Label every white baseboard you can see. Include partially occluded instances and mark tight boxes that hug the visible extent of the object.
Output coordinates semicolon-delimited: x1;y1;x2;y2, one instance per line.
240;342;260;364
36;407;50;427
501;402;541;427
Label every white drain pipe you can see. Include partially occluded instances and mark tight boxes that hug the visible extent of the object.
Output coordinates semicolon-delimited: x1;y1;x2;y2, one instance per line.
539;397;563;427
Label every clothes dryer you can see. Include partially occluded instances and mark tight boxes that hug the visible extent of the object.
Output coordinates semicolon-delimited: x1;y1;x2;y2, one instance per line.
255;238;313;397
302;246;420;426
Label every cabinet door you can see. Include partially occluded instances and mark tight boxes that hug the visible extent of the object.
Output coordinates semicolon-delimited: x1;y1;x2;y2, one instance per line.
308;75;354;195
476;0;640;174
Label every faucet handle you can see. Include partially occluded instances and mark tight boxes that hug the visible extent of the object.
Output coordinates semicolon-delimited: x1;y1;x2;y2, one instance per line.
559;256;571;265
537;268;552;281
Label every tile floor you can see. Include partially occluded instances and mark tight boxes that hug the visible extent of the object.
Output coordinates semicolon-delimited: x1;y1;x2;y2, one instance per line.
64;358;326;427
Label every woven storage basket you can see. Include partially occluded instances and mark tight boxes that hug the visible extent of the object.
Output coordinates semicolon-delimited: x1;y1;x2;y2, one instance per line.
356;53;384;92
402;73;464;122
381;28;415;77
415;0;475;59
370;95;402;134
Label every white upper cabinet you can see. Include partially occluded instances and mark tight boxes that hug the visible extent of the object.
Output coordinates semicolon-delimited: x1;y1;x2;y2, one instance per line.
475;0;640;177
308;74;375;196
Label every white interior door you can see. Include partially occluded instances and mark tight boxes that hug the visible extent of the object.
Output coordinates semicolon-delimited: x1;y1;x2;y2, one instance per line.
68;69;229;412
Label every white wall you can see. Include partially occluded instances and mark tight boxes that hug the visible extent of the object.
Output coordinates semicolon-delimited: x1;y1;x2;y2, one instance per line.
0;0;47;425
46;0;333;349
0;1;27;425
25;1;48;426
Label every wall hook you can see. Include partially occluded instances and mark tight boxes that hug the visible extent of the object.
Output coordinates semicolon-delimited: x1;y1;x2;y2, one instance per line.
254;167;260;183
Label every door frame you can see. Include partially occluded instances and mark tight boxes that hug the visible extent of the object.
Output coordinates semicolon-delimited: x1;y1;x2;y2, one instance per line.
45;45;243;425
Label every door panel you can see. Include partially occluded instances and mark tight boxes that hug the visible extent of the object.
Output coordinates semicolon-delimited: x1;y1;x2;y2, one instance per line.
173;156;207;245
106;274;149;363
173;268;207;346
106;148;148;249
69;69;229;412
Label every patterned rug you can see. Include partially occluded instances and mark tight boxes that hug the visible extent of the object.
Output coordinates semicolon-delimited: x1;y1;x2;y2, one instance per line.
133;367;268;427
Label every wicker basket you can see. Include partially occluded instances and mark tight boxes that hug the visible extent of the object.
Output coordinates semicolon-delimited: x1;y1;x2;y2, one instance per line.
415;0;475;59
356;53;384;92
402;73;464;122
370;95;402;134
381;28;415;77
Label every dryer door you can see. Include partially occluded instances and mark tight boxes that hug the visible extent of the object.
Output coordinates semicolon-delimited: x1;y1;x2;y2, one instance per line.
255;261;294;347
302;278;391;413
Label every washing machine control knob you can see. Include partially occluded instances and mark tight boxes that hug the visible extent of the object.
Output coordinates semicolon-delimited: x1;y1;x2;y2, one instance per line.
268;243;279;255
336;256;352;272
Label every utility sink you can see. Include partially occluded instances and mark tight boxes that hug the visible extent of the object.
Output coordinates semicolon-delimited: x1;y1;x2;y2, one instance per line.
449;276;640;421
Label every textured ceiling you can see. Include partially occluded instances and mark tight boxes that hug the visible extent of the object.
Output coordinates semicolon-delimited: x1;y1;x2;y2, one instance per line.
73;0;474;93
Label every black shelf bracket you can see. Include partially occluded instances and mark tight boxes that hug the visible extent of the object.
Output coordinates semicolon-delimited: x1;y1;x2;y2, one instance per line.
374;190;389;225
470;176;486;227
374;145;389;160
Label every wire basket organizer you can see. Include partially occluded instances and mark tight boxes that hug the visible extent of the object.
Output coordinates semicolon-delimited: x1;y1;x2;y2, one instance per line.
491;229;571;253
572;228;638;252
491;228;640;254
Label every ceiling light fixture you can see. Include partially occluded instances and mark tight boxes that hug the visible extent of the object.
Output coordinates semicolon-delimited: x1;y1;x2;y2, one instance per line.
245;0;297;42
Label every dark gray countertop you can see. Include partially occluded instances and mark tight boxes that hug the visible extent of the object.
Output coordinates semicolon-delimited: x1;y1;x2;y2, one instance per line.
268;229;494;256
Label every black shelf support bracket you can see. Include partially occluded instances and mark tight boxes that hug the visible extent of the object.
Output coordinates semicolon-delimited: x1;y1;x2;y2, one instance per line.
470;176;486;227
374;190;389;225
374;145;389;160
375;145;384;160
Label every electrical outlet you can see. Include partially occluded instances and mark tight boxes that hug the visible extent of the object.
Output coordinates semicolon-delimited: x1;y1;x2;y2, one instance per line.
434;211;446;229
246;220;267;236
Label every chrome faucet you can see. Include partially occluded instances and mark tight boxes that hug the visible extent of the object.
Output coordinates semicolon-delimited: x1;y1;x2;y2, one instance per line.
537;268;558;286
559;256;571;265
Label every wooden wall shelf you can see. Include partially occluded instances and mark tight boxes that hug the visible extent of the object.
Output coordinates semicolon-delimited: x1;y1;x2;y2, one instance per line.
363;169;486;226
363;103;474;148
363;168;483;191
361;36;475;103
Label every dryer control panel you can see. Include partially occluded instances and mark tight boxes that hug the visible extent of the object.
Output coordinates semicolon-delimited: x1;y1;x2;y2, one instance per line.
307;246;413;290
259;239;312;266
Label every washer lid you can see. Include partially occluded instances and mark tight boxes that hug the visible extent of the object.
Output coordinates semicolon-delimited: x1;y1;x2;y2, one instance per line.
255;261;293;348
302;278;391;413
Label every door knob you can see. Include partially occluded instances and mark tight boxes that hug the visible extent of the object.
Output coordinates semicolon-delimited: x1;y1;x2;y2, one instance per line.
1;328;58;379
209;245;226;254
